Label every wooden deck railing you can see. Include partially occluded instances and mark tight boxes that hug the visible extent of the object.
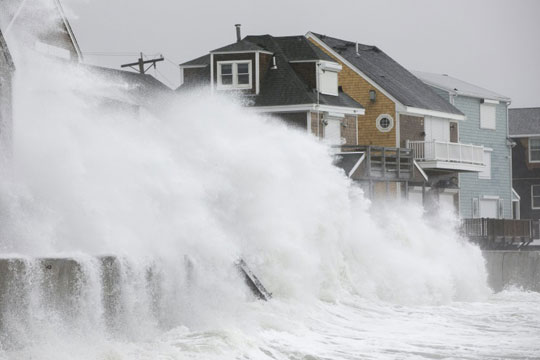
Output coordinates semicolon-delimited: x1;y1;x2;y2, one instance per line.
407;140;484;165
461;218;537;249
336;145;414;180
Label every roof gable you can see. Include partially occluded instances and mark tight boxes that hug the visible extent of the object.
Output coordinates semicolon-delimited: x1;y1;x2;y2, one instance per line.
309;32;463;117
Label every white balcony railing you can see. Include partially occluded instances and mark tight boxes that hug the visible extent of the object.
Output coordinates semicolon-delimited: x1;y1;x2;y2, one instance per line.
407;140;484;165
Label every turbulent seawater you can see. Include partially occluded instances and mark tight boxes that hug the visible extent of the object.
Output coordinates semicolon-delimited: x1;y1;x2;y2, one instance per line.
0;34;538;359
2;284;539;359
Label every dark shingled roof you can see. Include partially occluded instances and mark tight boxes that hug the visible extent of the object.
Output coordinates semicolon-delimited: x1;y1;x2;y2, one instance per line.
244;35;362;109
311;33;463;116
178;34;363;110
269;36;334;62
509;108;540;136
210;39;267;53
0;30;15;70
180;54;210;67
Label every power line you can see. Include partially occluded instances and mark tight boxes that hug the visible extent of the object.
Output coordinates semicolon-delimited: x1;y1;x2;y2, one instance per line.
155;68;176;88
81;51;180;86
83;52;139;56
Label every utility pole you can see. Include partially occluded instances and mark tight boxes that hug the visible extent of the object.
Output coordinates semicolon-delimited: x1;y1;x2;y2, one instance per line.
121;52;164;74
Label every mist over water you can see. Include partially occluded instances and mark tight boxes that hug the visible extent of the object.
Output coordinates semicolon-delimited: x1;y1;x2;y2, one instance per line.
0;44;538;359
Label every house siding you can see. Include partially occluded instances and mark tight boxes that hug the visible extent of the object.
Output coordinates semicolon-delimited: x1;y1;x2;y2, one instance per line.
399;115;424;147
446;93;513;219
272;112;308;130
512;137;540;220
259;53;272;86
309;112;357;145
183;67;210;86
308;38;397;147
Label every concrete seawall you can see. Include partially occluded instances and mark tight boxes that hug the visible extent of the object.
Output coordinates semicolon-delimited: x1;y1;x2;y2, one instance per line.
483;251;540;292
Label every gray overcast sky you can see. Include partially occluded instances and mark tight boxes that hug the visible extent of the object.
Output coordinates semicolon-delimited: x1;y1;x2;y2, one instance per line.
64;0;539;108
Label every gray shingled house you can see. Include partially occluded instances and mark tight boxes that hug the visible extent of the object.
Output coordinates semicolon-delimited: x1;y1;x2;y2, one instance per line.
509;108;540;220
178;32;365;147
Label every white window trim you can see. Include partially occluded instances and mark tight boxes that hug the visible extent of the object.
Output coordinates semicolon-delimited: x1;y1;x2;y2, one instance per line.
531;185;540;210
216;60;252;90
528;138;540;163
376;114;394;133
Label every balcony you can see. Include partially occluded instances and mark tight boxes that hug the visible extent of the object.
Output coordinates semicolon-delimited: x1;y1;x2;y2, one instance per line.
407;140;485;172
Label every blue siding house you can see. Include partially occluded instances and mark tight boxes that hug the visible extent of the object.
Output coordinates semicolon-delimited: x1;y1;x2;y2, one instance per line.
413;72;514;219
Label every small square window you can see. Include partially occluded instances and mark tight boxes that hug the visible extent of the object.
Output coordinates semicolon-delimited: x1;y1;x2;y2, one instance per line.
238;74;250;85
237;63;249;74
221;64;233;75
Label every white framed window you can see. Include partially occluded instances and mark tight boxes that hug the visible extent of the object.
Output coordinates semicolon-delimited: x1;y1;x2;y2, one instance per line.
529;138;540;163
531;185;540;209
216;60;252;90
376;114;394;132
478;151;491;179
480;103;496;130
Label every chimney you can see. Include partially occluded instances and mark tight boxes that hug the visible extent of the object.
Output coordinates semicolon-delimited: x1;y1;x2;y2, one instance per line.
235;24;242;42
356;42;359;55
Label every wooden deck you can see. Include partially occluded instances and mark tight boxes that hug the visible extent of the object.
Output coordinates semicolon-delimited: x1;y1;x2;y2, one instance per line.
461;218;538;249
335;145;415;181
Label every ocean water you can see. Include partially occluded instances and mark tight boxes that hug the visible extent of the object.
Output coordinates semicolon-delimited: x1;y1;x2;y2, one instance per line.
0;31;539;360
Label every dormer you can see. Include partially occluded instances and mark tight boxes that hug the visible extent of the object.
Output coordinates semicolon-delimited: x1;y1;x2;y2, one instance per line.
209;39;273;95
289;59;342;96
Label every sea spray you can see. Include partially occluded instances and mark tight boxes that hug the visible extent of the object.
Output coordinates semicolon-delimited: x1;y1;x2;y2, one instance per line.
0;38;499;358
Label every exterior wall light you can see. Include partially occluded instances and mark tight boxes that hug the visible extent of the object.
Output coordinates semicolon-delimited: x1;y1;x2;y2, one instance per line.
369;89;376;103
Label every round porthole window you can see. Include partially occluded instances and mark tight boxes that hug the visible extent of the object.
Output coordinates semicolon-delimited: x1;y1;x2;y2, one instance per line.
376;114;394;132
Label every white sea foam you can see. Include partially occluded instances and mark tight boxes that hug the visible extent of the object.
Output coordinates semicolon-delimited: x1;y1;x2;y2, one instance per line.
0;33;537;360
